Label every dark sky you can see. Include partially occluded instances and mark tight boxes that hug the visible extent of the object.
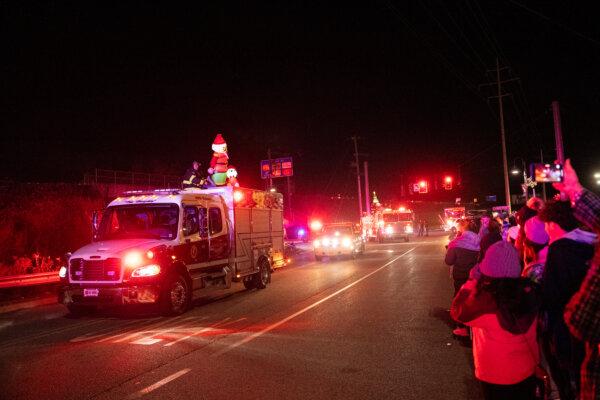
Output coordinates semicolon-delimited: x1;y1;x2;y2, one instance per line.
2;1;599;203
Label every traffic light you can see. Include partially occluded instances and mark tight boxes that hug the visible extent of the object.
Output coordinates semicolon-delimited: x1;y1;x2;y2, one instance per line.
444;176;453;190
418;180;428;194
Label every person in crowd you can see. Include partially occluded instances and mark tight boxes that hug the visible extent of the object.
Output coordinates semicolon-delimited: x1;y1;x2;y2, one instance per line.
554;159;600;400
515;198;544;262
478;214;491;240
480;219;503;260
182;161;206;189
445;219;480;337
538;199;596;399
418;219;424;237
423;219;429;237
451;241;540;399
521;216;549;287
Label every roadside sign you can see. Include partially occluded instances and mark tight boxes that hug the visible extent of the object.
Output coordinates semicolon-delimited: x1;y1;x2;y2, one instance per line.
261;157;293;179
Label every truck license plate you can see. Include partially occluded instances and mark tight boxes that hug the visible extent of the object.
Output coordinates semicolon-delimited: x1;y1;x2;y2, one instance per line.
83;288;99;297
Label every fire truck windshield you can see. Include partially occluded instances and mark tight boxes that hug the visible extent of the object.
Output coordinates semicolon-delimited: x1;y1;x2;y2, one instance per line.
383;213;412;223
322;226;353;235
97;204;179;240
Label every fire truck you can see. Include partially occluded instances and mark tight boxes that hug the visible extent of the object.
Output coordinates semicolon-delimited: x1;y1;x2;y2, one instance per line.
441;207;466;233
58;186;285;316
376;207;415;243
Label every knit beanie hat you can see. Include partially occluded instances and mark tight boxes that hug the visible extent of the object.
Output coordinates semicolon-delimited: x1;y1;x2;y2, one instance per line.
479;241;521;278
524;216;549;246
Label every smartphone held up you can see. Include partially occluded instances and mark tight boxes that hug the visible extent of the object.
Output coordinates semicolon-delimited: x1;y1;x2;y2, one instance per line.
533;163;564;183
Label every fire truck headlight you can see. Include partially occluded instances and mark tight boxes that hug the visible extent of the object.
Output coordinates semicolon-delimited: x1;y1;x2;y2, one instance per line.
59;266;67;278
385;226;394;235
313;239;321;248
131;264;161;278
123;251;144;268
322;237;331;247
405;225;413;233
342;237;352;248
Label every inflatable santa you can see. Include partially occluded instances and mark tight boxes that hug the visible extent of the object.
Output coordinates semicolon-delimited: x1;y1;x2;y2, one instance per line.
207;133;229;186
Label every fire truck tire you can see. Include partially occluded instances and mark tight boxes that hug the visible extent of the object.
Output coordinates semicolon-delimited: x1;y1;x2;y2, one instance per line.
315;255;323;262
161;273;190;316
256;259;271;289
404;237;409;242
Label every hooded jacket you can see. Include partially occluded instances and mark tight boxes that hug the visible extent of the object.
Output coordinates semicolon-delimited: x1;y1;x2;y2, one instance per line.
451;279;539;384
445;231;480;281
542;228;597;317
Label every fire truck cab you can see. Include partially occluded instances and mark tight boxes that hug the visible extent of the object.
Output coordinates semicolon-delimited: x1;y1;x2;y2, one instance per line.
59;186;284;316
376;208;415;243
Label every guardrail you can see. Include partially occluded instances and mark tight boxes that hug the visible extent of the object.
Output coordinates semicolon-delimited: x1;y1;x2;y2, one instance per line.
0;272;60;289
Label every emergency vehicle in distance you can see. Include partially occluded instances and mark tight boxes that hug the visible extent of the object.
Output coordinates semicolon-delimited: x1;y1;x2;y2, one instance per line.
376;207;415;243
58;186;284;316
312;222;365;261
441;207;466;233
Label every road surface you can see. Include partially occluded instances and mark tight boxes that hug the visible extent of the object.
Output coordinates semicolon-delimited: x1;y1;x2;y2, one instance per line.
0;233;482;399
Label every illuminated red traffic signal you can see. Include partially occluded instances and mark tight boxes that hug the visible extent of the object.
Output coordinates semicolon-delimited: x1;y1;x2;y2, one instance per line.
444;176;453;190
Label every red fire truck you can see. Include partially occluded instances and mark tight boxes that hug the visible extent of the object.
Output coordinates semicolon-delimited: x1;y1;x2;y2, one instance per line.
376;207;415;243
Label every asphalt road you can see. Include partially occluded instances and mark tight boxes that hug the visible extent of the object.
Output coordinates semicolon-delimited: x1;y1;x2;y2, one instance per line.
0;233;482;399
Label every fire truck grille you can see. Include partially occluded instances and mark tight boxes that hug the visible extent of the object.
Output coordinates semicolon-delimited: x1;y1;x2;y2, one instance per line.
69;258;121;281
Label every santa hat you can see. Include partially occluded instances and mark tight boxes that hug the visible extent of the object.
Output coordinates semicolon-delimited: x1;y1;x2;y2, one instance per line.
213;134;226;145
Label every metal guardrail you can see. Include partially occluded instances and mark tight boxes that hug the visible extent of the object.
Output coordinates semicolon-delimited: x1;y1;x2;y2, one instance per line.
0;272;60;289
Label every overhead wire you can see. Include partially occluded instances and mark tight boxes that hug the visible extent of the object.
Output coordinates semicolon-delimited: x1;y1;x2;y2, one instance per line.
505;0;600;47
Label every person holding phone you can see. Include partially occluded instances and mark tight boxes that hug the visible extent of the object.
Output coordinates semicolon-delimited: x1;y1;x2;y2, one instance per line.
555;159;600;400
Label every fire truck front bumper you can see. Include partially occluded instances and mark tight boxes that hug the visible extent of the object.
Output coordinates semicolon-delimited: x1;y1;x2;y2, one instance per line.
59;284;161;307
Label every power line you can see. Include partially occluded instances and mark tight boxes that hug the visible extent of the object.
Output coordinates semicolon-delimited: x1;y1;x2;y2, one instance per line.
505;0;600;47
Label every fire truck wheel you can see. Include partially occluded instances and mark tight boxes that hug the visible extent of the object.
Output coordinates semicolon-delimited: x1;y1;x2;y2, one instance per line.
315;255;322;262
253;259;270;289
161;273;190;316
404;237;409;243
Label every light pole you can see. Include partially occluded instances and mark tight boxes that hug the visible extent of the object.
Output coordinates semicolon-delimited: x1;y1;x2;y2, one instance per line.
511;158;528;202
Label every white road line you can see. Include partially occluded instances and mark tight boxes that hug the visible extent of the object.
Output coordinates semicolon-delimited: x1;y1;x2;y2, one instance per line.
95;317;173;343
163;317;232;347
213;247;417;357
112;316;188;343
129;368;191;399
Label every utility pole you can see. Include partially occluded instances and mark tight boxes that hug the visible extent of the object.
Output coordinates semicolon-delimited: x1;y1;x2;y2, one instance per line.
552;101;565;163
351;136;363;219
496;58;511;214
481;59;519;213
364;161;371;216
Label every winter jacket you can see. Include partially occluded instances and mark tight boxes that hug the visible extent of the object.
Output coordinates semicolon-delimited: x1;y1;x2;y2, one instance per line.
541;228;596;382
542;229;596;318
451;279;539;385
445;231;480;282
564;190;600;400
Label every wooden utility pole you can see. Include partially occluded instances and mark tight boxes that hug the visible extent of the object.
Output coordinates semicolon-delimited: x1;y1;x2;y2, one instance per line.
496;58;511;214
351;136;363;219
481;59;518;213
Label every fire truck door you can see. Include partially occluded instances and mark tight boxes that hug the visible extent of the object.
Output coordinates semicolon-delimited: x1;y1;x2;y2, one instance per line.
182;205;209;265
208;206;229;261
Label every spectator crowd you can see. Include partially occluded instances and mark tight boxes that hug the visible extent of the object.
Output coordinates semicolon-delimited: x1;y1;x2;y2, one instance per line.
445;160;600;400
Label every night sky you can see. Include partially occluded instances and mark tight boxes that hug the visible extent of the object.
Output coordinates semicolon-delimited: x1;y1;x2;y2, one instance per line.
3;1;599;204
